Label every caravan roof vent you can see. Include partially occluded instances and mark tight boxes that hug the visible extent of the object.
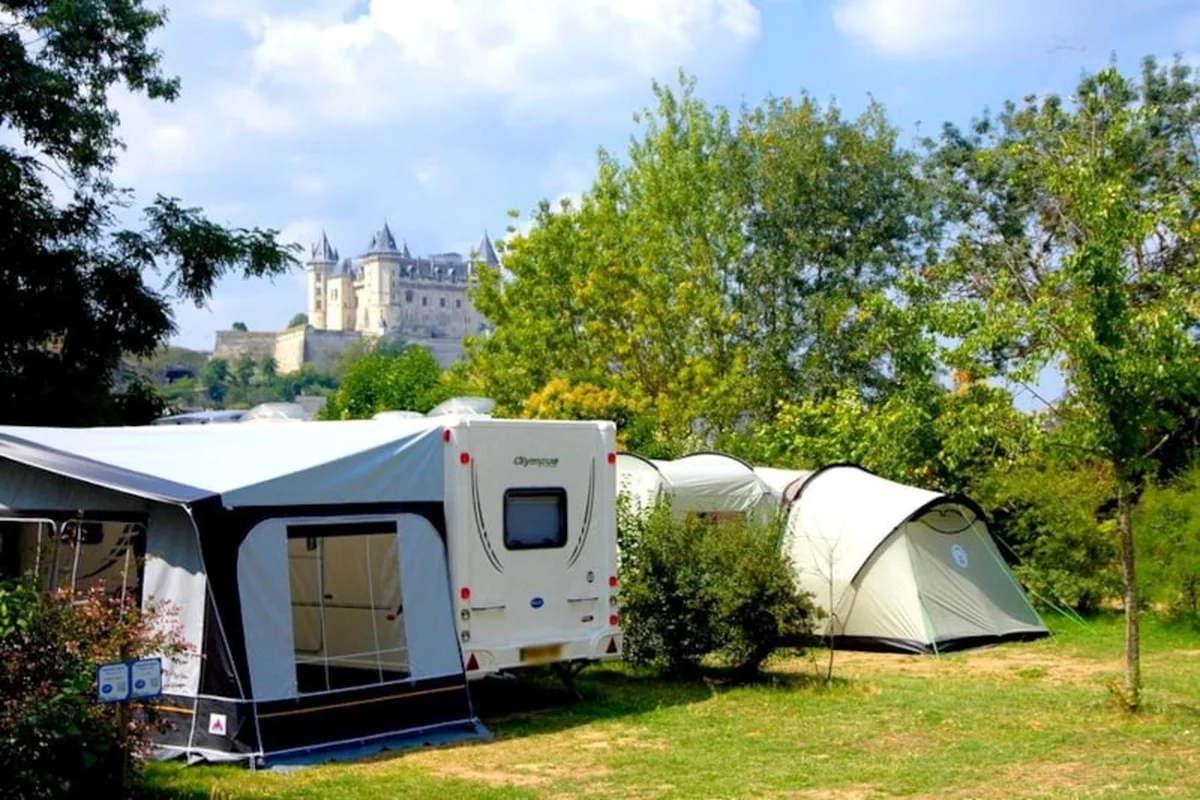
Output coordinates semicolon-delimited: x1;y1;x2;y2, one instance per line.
239;402;311;423
425;397;496;418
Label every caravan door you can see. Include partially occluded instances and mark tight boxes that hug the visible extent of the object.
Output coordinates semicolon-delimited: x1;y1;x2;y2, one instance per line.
444;419;622;677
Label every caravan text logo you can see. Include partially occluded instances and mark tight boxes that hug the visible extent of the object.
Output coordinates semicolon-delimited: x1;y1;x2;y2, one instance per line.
513;456;559;468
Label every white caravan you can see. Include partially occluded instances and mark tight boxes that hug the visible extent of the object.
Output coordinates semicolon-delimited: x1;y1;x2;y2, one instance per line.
441;417;622;677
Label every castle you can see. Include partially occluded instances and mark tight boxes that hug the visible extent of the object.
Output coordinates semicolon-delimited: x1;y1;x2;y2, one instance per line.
212;222;498;373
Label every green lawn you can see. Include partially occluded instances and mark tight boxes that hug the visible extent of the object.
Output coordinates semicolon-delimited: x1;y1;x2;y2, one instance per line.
143;615;1200;799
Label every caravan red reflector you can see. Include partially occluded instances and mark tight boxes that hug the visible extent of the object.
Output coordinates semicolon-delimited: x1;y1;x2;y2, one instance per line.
460;452;471;465
466;653;479;671
460;587;471;601
442;428;451;443
607;452;616;465
609;614;619;627
608;575;618;588
606;638;618;654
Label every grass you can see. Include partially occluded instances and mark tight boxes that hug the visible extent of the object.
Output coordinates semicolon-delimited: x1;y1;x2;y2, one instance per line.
142;614;1200;799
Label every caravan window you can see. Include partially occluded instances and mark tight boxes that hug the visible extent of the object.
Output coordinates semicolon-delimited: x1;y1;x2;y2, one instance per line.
503;488;567;550
286;521;409;694
0;518;145;598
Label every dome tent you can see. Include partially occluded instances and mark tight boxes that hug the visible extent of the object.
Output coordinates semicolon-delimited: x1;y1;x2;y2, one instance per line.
655;453;775;523
753;466;812;508
782;464;1049;654
615;453;670;515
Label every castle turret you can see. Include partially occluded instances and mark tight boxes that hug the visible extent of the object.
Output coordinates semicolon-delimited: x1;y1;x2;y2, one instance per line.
306;231;337;329
472;230;500;270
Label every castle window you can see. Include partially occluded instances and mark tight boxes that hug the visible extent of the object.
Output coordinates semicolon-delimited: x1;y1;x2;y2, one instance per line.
422;297;428;307
456;299;462;309
439;297;446;308
406;289;413;303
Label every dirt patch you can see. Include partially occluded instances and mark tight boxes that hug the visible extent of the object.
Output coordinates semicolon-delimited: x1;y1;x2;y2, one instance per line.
404;722;663;791
769;785;880;799
772;647;1119;687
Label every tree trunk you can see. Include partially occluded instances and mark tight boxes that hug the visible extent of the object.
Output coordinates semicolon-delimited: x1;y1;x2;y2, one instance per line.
1116;477;1141;711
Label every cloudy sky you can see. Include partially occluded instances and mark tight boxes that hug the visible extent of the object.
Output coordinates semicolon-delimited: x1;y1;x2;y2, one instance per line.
114;0;1199;351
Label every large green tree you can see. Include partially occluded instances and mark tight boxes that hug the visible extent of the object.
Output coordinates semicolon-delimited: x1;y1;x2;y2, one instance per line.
466;73;936;446
0;0;297;426
929;56;1200;709
319;343;449;420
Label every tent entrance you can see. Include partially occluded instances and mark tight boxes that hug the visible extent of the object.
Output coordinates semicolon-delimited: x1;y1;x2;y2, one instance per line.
286;522;410;694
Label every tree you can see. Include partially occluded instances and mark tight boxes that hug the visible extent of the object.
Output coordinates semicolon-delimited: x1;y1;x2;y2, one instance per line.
287;313;308;329
0;1;298;427
319;343;448;420
203;358;228;404
231;322;249;332
231;353;256;393
465;73;938;446
928;57;1200;709
261;355;278;381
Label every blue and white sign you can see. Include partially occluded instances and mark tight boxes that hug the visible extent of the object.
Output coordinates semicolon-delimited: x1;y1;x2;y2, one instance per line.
97;662;130;704
97;658;163;703
130;658;163;700
951;543;969;569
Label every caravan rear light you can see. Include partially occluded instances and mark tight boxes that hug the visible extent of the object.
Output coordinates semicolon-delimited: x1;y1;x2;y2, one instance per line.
609;614;619;627
460;452;471;465
607;452;616;465
442;428;451;443
608;575;618;588
460;587;471;601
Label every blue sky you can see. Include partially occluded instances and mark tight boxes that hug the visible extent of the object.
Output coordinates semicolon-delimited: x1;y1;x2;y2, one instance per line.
112;0;1199;358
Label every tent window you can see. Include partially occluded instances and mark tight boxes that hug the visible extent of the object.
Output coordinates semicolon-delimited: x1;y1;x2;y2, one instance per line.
503;488;568;550
0;518;146;600
286;522;409;694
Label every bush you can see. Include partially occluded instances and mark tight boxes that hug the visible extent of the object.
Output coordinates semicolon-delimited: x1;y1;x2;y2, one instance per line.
1136;464;1200;616
617;497;817;677
974;457;1121;613
0;578;189;799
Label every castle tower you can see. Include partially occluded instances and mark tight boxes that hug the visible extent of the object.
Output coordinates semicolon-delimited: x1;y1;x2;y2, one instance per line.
306;231;338;329
473;230;500;269
359;220;403;331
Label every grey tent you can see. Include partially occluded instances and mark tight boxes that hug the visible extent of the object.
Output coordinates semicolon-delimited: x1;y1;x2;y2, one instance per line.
781;465;1049;653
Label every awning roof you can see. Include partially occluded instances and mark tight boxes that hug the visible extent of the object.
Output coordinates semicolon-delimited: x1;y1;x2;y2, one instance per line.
0;418;448;509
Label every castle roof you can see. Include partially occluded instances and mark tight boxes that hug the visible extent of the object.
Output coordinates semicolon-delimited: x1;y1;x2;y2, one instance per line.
474;231;500;267
309;231;338;263
365;220;399;254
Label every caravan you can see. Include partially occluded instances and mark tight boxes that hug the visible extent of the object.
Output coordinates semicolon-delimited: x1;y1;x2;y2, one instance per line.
0;415;622;764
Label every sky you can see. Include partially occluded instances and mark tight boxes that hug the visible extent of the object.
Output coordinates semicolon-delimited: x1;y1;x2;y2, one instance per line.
111;0;1200;356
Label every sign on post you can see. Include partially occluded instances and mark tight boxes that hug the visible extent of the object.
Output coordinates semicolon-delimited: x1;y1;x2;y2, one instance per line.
96;658;163;704
97;662;131;704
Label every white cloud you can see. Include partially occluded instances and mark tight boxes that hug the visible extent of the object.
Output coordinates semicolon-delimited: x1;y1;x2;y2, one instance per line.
832;0;1072;58
233;0;761;126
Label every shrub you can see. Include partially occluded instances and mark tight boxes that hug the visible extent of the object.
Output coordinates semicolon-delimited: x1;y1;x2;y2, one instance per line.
1136;464;1200;616
0;577;189;799
617;496;817;677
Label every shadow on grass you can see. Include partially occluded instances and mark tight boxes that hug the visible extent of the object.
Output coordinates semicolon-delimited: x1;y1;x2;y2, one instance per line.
136;657;846;796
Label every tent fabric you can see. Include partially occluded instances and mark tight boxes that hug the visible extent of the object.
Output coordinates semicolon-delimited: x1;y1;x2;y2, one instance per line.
783;465;1048;653
652;453;774;519
615;453;669;514
753;467;811;507
0;419;446;509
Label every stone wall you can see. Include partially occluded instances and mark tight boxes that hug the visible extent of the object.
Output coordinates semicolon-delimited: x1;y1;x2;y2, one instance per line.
212;331;278;364
212;327;463;375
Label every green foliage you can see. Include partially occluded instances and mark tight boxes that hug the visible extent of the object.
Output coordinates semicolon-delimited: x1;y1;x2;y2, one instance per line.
465;72;936;445
1136;464;1200;615
0;577;189;799
617;497;817;677
319;343;450;420
230;322;249;332
976;456;1121;613
743;381;1034;493
287;313;308;329
0;0;298;427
